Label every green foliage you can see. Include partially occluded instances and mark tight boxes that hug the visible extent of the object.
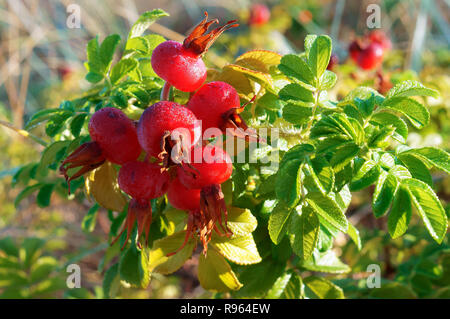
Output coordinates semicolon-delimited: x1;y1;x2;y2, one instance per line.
13;10;449;300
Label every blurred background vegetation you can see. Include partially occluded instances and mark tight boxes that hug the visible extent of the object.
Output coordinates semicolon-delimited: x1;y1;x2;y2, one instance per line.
0;0;449;298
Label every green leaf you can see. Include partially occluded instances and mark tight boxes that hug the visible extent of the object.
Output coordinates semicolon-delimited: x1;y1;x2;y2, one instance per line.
372;171;398;218
330;142;360;171
269;202;293;244
125;36;149;55
15;183;45;208
402;178;448;243
81;204;99;233
304;276;344;299
370;112;408;143
25;109;70;130
20;237;46;269
289;206;319;260
369;282;416;299
401;147;450;174
128;9;169;39
301;250;351;274
381;97;430;129
347;222;361;250
266;270;303;299
45;112;72;137
386;80;439;99
197;249;242;292
398;153;433;186
30;256;58;283
305;192;348;233
110;58;138;84
211;234;261;265
148;231;196;275
388;186;412;239
36;184;54;208
103;263;120;298
226;207;258;237
70;113;87;138
319;70;337;90
0;237;19;257
99;34;121;71
278;54;315;85
119;245;150;288
85;72;104;83
350;160;380;191
307;35;332;80
282;102;313;125
276;144;314;207
278;83;314;102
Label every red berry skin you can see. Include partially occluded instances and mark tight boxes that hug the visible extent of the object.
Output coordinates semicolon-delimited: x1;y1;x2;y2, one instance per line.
369;30;392;51
167;178;201;211
137;101;201;158
186;81;240;132
248;4;270;25
118;161;169;200
357;42;384;70
88;107;141;165
151;40;207;92
348;41;361;62
177;145;232;189
327;54;339;71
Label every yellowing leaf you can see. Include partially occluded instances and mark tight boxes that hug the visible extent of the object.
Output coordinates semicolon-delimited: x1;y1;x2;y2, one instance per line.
214;67;254;99
224;64;273;89
211;233;261;265
226;207;258;237
235;50;282;73
85;161;126;212
148;231;195;275
198;249;242;292
163;206;188;235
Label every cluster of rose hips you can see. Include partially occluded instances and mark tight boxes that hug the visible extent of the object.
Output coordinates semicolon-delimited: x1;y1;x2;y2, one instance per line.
348;30;392;70
60;13;248;255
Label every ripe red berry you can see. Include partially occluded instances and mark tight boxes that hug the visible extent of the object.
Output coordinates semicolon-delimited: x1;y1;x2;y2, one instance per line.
167;178;201;211
152;41;207;92
369;30;392;51
357;42;384;70
348;40;362;62
248;4;270;25
177;144;232;189
151;12;238;92
137;101;200;162
118;161;169;200
89;107;141;165
187;81;241;131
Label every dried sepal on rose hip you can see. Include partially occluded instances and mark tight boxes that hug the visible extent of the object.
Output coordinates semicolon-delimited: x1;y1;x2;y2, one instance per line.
151;12;238;92
113;161;169;249
60;107;141;192
137;101;201;167
167;144;233;256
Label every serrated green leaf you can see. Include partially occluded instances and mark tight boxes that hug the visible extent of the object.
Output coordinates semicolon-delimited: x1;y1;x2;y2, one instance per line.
128;9;169;39
301;250;351;274
386;80;439;99
198;249;242;292
369;282;416;299
268;202;293;244
226;207;258;237
373;170;398;218
398;153;433;186
103;263;120;298
278;54;315;85
306;192;348;233
99;34;121;71
282;102;313;125
266;270;303;299
350;160;380;191
125;36;149;55
388;186;412;239
211;233;261;265
110;58;138;84
15;183;45;208
30;256;58;283
402;178;448;243
289;206;319;260
36;184;54;208
307;35;332;80
382;97;430;129
347;222;361;250
278;83;314;102
70;113;87;138
319;70;337;90
0;237;19;257
401;147;450;174
304;275;344;299
370;112;408;143
148;231;195;275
